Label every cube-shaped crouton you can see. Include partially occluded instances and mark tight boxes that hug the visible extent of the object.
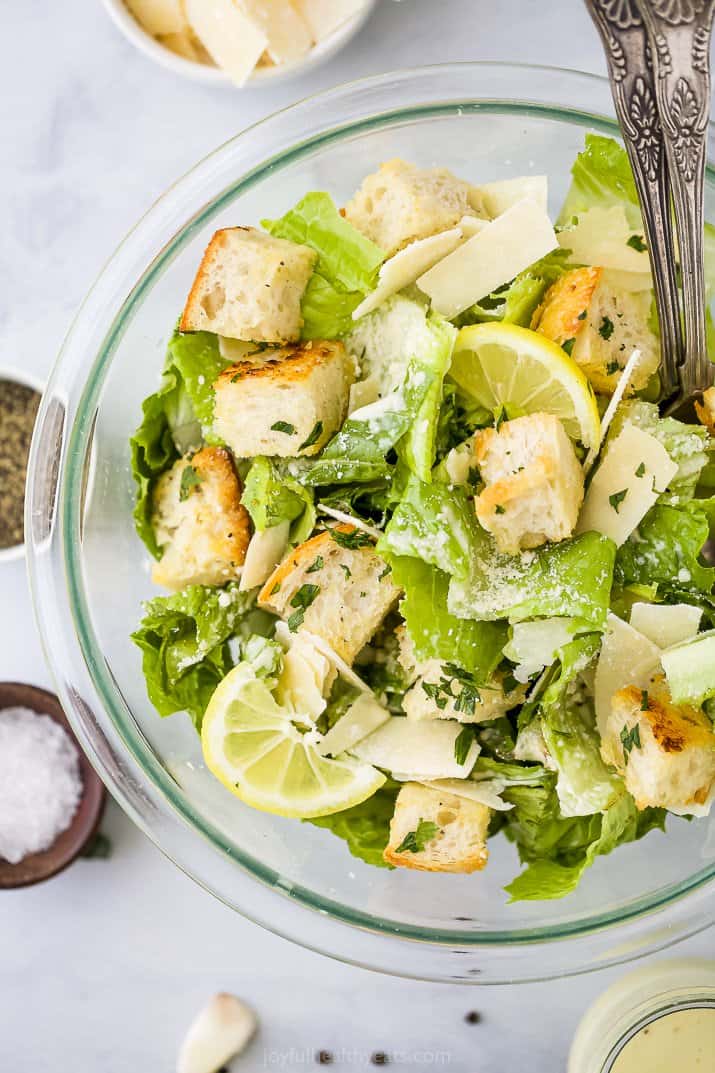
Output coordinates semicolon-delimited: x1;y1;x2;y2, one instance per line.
152;446;251;590
258;525;400;664
384;782;490;873
180;227;317;343
532;266;602;346
572;279;659;396
695;385;715;434
397;626;526;723
601;677;715;811
474;413;584;554
213;340;355;458
343;158;485;257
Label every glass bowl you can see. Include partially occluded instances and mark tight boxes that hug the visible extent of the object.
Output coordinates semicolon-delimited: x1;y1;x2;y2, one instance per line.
26;64;715;984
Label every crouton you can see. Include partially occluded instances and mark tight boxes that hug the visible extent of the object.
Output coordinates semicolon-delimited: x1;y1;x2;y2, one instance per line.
343;159;485;257
152;446;251;590
531;266;602;346
383;782;490;872
213;340;355;458
695;385;715;434
474;413;584;555
571;279;659;395
601;676;715;812
397;626;526;723
258;525;400;664
180;227;317;343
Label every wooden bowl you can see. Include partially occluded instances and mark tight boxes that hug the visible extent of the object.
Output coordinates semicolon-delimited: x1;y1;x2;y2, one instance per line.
0;682;106;888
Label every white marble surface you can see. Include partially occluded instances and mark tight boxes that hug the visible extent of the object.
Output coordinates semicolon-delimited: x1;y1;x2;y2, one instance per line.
1;1;713;1070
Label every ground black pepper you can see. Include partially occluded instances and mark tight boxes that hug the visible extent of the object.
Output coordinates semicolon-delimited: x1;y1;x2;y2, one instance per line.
0;379;41;549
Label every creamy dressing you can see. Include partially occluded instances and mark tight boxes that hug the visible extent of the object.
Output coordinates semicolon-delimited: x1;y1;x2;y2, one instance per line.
610;1008;715;1073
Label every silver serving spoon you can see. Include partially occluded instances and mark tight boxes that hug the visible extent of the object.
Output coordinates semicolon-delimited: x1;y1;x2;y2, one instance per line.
583;0;715;415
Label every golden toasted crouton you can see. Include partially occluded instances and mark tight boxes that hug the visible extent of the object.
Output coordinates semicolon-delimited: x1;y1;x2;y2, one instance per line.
601;677;715;811
343;159;485;257
180;227;317;343
258;525;400;664
474;413;584;555
152;446;251;590
531;266;602;346
213;340;355;458
384;782;490;873
695;386;715;434
396;626;526;723
571;278;659;395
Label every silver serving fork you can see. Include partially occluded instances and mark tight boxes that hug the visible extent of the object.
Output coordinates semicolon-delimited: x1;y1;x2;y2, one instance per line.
583;0;715;414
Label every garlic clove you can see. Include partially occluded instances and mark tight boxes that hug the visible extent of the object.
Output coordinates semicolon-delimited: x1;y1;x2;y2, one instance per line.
177;992;257;1073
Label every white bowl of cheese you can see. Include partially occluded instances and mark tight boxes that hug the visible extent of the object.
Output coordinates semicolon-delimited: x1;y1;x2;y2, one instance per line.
103;0;378;88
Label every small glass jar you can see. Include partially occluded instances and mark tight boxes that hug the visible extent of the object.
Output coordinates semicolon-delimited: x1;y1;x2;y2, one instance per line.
568;959;715;1073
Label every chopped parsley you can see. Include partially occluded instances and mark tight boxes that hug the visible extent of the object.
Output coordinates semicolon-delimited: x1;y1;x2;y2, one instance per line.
494;405;507;431
620;722;642;759
230;371;243;383
179;464;203;502
502;673;520;695
395;818;441;854
635;462;646;478
640;689;650;711
306;555;324;574
271;421;296;435
454;725;477;765
339;563;352;579
577;309;588;321
298;421;323;451
627;234;647;252
467;466;480;485
599;316;615;341
606;359;621;376
495;504;506;515
330;527;373;549
609;488;628;513
562;337;575;356
378;563;392;581
422;665;481;717
270;582;281;595
287;583;320;632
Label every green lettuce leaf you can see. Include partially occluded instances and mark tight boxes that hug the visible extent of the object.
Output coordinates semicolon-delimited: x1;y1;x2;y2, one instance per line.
387;555;507;683
379;478;480;580
398;313;457;481
615;502;715;596
610;400;710;503
307;782;399;868
131;584;261;729
558;133;641;228
129;330;231;557
449;531;616;630
542;698;622;819
242;457;315;542
300;274;363;339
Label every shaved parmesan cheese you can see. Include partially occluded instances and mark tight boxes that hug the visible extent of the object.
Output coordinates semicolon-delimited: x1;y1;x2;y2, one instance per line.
352;228;463;320
601;268;653;293
594;613;661;735
583;348;642;474
558;206;650;273
417;198;557;320
297;629;371;693
348;375;380;413
442;435;476;485
577;423;678;546
240;522;290;592
274;632;336;722
184;0;267;87
352;718;479;779
126;0;185;35
317;693;391;756
239;0;312;64
218;337;262;362
457;215;489;238
479;175;548;217
293;0;365;41
416;778;512;811
629;603;702;650
504;617;582;682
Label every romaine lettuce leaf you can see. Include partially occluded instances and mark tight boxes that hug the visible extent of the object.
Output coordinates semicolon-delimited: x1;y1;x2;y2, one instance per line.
454;249;571;329
449;531;616;630
131;584;261;728
129;330;231;557
615;502;715;596
386;555;507;683
379;478;480;580
307;781;399;868
300;274;363;339
398;313;457;482
242;457;315;543
558;133;641;228
542;697;622;818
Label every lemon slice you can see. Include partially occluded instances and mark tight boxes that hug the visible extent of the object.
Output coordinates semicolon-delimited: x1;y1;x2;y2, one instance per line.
450;322;601;449
201;664;385;818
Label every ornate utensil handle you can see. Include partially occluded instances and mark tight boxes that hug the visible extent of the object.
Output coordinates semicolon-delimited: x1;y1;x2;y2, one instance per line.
638;0;715;403
583;0;683;399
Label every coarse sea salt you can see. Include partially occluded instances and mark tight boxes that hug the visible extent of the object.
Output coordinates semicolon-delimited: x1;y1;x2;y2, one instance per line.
0;707;82;864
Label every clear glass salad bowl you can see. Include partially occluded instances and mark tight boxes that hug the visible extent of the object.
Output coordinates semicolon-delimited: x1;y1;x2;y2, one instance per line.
27;64;715;984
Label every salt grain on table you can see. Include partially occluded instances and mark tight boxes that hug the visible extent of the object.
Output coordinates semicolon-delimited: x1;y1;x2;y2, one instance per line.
0;707;82;864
